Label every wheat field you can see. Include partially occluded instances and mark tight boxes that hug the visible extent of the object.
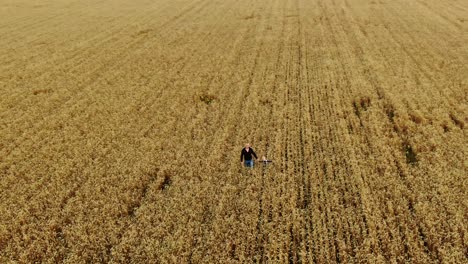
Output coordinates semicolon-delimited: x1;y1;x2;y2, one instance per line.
0;0;467;263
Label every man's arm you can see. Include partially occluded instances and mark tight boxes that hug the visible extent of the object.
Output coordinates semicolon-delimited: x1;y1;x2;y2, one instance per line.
240;150;244;162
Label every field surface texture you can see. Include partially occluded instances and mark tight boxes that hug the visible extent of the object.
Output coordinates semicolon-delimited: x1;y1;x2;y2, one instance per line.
0;0;467;263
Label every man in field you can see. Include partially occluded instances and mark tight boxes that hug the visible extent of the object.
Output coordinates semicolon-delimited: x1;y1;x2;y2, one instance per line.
240;143;258;168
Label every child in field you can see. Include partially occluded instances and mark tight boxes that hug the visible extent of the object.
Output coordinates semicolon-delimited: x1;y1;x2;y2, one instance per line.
261;156;272;164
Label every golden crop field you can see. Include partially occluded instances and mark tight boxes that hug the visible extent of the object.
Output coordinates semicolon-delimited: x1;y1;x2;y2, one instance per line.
1;0;467;263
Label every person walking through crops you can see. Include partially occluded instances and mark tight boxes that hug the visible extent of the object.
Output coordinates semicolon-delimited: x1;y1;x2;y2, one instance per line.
240;143;258;168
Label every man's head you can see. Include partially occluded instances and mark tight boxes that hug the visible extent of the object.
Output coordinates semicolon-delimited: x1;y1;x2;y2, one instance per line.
245;143;251;149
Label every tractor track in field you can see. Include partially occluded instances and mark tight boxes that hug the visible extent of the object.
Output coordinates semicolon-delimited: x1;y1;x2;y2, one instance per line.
187;10;270;264
319;1;373;259
252;3;288;262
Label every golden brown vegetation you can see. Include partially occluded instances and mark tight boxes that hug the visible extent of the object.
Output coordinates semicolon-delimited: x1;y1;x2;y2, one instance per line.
0;0;467;263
